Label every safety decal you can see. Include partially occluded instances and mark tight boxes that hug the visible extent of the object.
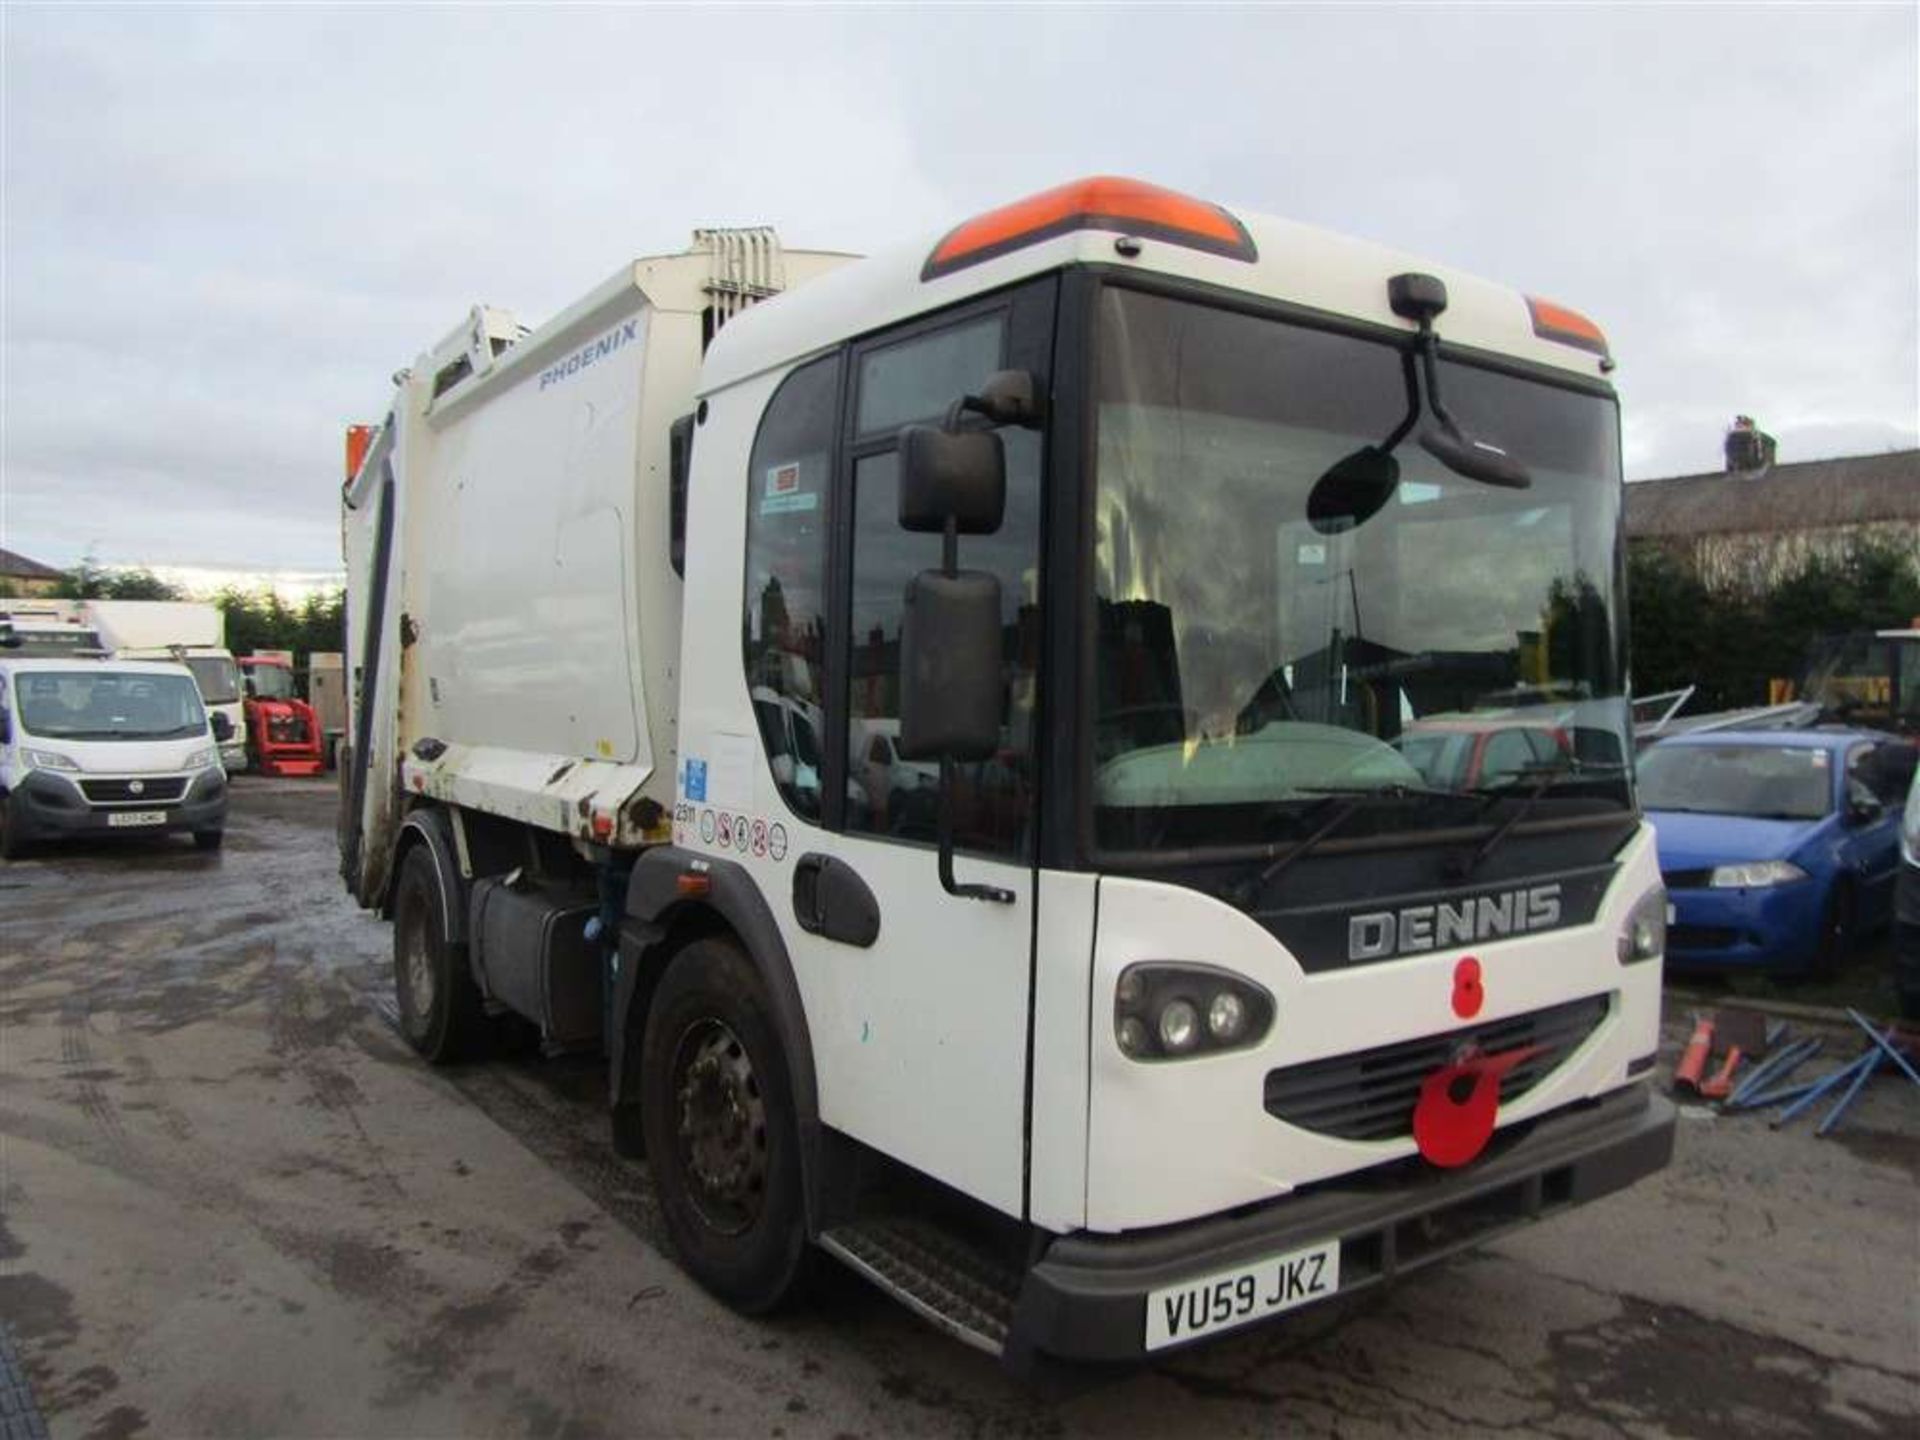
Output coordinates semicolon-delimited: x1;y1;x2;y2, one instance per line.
750;818;769;858
699;809;717;844
731;813;751;854
683;757;708;802
761;461;818;516
768;823;788;862
716;812;734;848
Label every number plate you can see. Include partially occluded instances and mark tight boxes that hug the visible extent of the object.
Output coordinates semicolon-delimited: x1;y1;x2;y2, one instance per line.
107;810;167;828
1145;1237;1340;1351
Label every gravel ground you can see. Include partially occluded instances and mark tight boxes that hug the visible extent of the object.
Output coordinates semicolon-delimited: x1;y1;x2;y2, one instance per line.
1;778;1915;1439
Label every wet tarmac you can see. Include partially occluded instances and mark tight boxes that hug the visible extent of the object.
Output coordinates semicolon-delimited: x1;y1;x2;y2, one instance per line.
2;779;1916;1437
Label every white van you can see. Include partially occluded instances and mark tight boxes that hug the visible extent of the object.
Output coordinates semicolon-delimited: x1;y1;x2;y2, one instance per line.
0;658;231;858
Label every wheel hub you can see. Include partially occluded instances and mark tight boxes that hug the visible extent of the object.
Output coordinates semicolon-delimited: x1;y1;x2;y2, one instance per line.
400;909;436;1026
674;1022;767;1233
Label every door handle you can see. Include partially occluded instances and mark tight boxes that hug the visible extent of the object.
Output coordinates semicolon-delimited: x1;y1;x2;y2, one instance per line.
792;853;880;948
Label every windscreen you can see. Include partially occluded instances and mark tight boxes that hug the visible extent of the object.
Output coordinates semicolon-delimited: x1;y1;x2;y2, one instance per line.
16;670;209;741
1636;743;1832;820
1092;287;1630;853
186;655;241;704
248;665;296;701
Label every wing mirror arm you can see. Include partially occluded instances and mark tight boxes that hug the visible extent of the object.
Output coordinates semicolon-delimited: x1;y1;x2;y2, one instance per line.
896;379;1032;907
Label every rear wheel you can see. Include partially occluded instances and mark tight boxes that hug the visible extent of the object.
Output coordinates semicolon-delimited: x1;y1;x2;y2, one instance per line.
0;795;28;861
641;937;810;1314
392;843;488;1063
1810;883;1855;979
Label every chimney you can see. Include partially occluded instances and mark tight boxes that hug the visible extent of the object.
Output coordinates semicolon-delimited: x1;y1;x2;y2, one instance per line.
1724;415;1777;474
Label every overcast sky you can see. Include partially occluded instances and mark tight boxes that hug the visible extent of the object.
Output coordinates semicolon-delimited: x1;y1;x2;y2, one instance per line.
3;3;1914;590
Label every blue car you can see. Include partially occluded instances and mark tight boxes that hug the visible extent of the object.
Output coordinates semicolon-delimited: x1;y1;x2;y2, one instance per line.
1639;728;1911;974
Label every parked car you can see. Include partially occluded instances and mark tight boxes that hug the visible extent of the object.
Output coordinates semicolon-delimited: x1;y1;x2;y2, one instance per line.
1896;768;1920;1018
0;658;231;857
1639;728;1908;974
1394;715;1570;790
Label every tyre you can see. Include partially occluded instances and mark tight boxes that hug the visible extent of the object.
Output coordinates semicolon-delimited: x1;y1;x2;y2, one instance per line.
1810;883;1855;979
392;842;488;1063
641;936;811;1314
193;829;224;852
1898;978;1920;1023
0;795;27;861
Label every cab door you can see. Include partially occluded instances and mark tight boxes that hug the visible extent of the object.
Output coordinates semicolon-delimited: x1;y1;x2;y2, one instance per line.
777;282;1055;1217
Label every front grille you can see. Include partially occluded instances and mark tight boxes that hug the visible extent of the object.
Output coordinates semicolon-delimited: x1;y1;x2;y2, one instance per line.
1668;924;1739;951
1663;868;1713;890
1263;994;1610;1142
78;776;189;805
267;714;310;743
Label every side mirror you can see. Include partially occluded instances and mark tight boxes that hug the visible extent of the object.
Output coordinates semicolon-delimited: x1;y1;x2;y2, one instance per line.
211;712;234;742
1307;446;1400;534
1419;426;1532;490
898;426;1005;534
1845;781;1882;826
899;571;1003;762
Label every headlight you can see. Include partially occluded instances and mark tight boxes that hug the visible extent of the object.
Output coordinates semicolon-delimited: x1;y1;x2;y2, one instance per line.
1708;860;1808;889
23;748;78;772
1114;963;1274;1063
1158;999;1200;1054
183;747;219;771
1618;887;1667;963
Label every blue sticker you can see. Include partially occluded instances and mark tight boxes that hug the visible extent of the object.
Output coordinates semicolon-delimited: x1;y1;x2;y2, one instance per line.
684;758;708;801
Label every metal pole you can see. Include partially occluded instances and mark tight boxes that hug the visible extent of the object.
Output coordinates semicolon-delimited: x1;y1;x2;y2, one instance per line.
1845;1009;1920;1090
1817;1050;1883;1137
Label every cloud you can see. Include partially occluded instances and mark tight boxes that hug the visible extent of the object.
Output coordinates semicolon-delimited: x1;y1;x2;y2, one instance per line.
2;3;1914;579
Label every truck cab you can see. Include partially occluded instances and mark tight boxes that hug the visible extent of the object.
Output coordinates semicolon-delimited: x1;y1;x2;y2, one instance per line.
343;179;1672;1368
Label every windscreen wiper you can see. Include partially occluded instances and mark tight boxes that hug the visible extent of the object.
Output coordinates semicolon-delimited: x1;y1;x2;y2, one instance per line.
1233;782;1463;905
1454;761;1629;878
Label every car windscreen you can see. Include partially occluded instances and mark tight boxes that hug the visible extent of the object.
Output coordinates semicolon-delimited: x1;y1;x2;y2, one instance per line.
186;655;242;704
1637;743;1833;820
16;670;209;741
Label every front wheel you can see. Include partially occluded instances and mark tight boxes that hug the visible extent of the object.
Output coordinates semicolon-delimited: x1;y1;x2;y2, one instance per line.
392;843;488;1063
1810;883;1855;979
640;937;810;1314
0;795;28;861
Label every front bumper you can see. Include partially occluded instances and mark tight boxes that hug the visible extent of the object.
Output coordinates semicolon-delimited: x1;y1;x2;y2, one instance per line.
1664;881;1823;970
1009;1085;1674;1365
7;768;228;841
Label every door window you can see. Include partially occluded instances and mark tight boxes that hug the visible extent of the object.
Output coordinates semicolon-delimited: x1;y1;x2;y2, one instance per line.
742;355;839;820
845;316;1043;856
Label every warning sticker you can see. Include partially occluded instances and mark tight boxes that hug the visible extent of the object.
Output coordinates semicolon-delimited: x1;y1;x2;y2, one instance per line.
761;461;817;517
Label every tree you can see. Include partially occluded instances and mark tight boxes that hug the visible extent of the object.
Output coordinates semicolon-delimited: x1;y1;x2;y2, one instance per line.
1628;535;1920;709
52;560;182;601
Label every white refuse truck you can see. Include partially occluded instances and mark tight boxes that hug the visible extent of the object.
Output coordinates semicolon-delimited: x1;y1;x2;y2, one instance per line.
86;600;247;773
341;179;1674;1368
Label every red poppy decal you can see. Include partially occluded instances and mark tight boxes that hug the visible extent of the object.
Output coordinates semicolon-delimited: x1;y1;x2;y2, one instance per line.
1452;956;1485;1019
1412;1043;1543;1167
